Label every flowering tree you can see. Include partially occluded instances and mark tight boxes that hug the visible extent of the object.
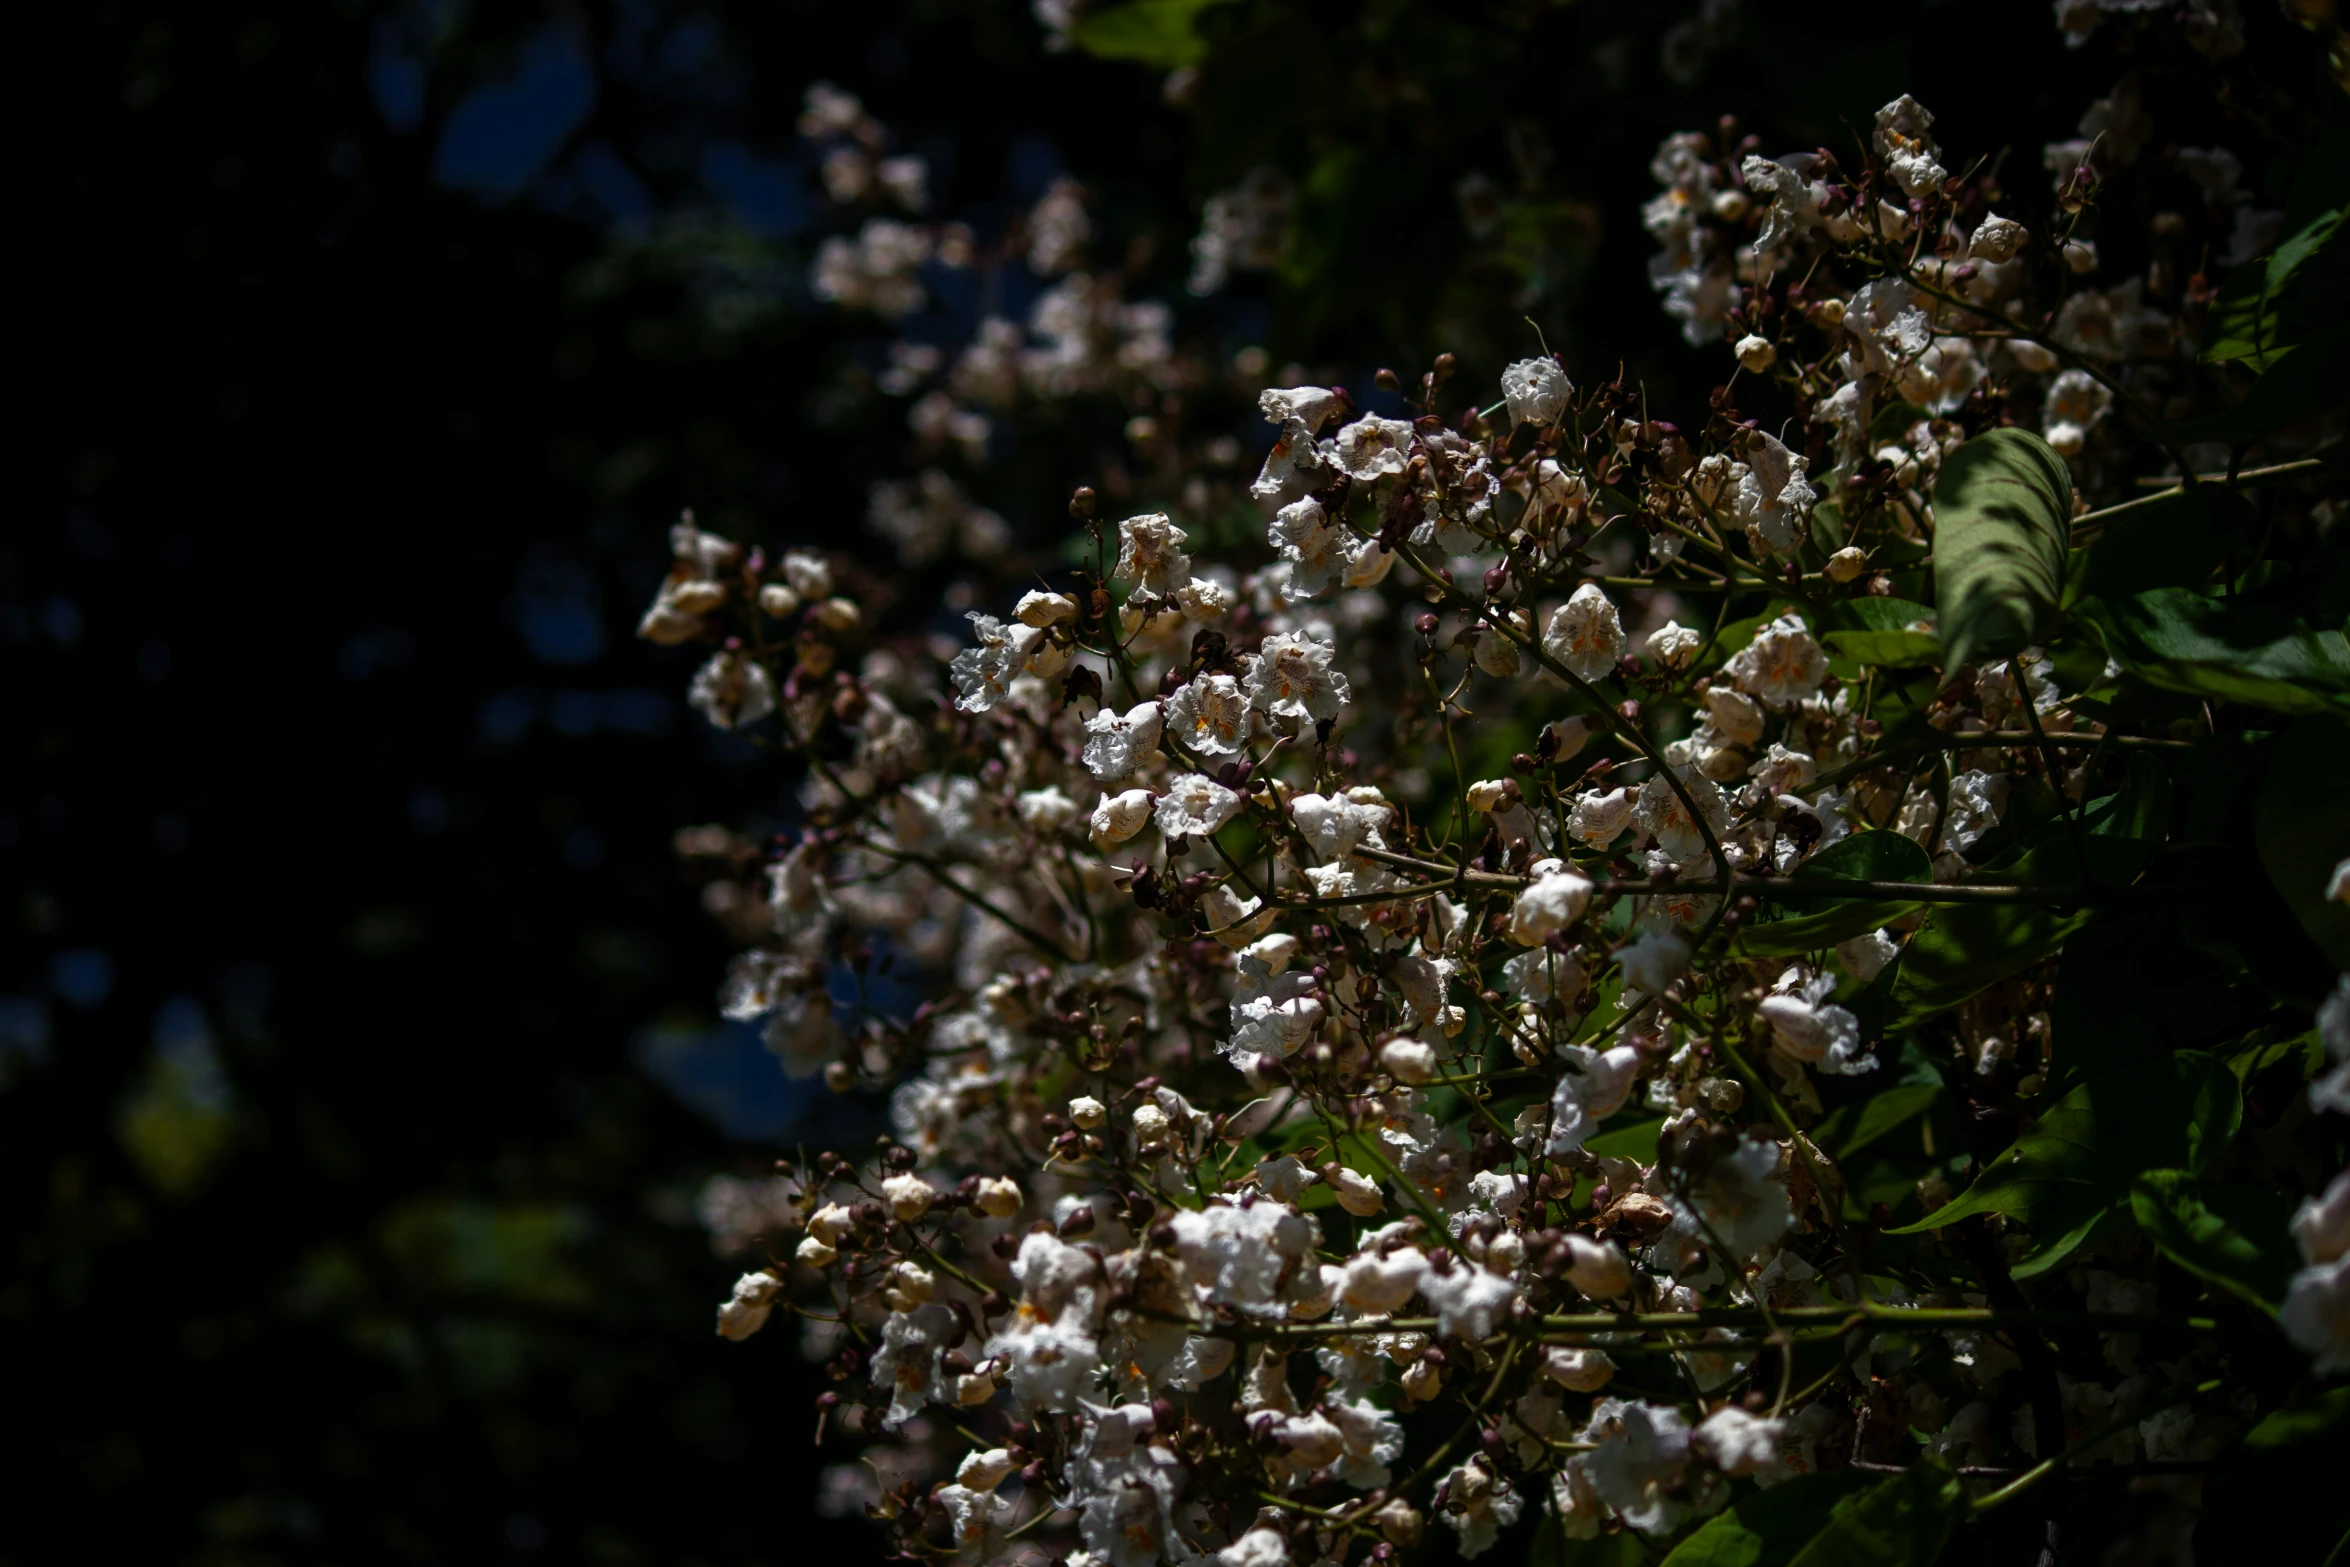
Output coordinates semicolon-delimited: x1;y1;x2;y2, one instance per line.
663;8;2346;1564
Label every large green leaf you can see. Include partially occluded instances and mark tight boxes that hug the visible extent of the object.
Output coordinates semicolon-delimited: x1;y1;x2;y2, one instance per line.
1069;0;1238;67
1815;1083;1942;1162
1885;770;2167;1032
2065;486;2255;606
1737;831;1932;956
1889;1053;2234;1248
1930;429;2072;678
1660;1471;1880;1566
2202;202;2344;369
2243;1385;2350;1450
2149;325;2350;448
2254;715;2350;969
1531;1514;1649;1567
1823;597;1942;668
1783;1461;1966;1567
2128;1170;2293;1313
2079;584;2350;716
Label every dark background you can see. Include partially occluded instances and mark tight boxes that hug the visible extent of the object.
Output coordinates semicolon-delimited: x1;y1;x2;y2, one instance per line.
11;1;2333;1561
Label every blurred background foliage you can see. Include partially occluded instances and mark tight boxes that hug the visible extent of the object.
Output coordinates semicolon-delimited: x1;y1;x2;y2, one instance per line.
11;0;2334;1560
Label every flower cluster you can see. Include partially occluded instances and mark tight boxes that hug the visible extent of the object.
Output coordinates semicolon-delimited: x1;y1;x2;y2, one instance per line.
658;30;2347;1567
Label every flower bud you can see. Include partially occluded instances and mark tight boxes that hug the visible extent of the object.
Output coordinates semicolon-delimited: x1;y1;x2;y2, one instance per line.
975;1176;1024;1218
1379;1038;1438;1085
1825;546;1868;583
1734;335;1777;373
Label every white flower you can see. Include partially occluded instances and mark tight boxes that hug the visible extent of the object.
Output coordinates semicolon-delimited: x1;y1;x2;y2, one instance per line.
1836;928;1900;984
716;1271;781;1341
1646;620;1704;669
1542;1346;1616;1391
1083;700;1164;781
1636;768;1730;860
1324;1165;1385;1217
1511;864;1594;945
1333;413;1415;480
1420;1259;1520;1339
1970;213;2029;260
1501;357;1572;427
2042;368;2113;457
1560;1235;1632;1299
1245;632;1351;725
1339;1246;1427;1314
1700;686;1765;747
977;1176;1024;1217
1090;788;1156;848
1019;786;1081;833
882;1172;936;1221
1168;1199;1319;1315
1217;1528;1288;1567
1327;1395;1406;1487
1732;435;1816;555
1544;584;1627;682
1269;496;1351;598
1546;1044;1642;1154
1436;1455;1522;1559
1579;1398;1694;1536
1672;1137;1795;1260
1616;927;1692;996
1874;94;1946;197
2294;1171;2350;1267
1940;769;2009;855
1290;790;1389;860
1767;967;1870;1080
949;612;1045;713
957;1447;1019;1492
1205;882;1275;949
1165;672;1250;756
1113;513;1192;596
1734;335;1777;373
1258;384;1343;438
1694;1405;1786;1478
2281;1252;2350;1375
781;550;833;599
688;650;777;730
1568;787;1634;848
1381;1038;1438;1085
871;1302;958;1428
1726;614;1828;709
1156;773;1243;838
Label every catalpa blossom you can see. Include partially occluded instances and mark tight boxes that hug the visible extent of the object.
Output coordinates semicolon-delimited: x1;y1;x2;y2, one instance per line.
1155;773;1242;838
1726;614;1827;709
1874;94;1947;196
1291;789;1389;860
1567;787;1633;847
688;649;776;730
1166;671;1249;755
1511;860;1593;944
1636;766;1730;860
948;612;1044;712
1500;356;1571;427
1544;584;1627;682
2284;1169;2350;1374
1646;619;1703;669
1268;496;1349;597
1671;1137;1795;1261
1546;1044;1641;1154
1244;631;1351;724
2042;368;2114;457
1760;964;1876;1075
1434;1455;1521;1559
1113;512;1192;595
1333;413;1414;480
1732;434;1817;555
1082;700;1164;781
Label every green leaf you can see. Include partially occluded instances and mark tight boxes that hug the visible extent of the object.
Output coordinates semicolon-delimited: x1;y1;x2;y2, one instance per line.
2149;323;2350;448
2065;486;2256;607
2079;584;2350;716
2128;1170;2292;1312
1737;831;1931;956
1783;1460;1966;1567
2202;202;2344;369
2254;715;2350;969
1815;1083;1943;1162
1660;1471;1881;1566
1930;429;2072;678
1890;1052;2232;1240
1068;0;1237;68
2243;1386;2350;1450
1531;1513;1649;1567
